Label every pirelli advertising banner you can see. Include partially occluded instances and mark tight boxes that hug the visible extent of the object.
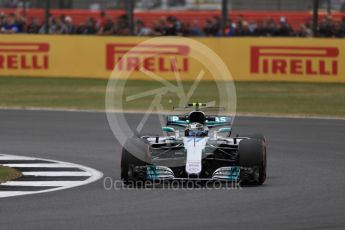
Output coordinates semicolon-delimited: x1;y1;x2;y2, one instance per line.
0;34;344;82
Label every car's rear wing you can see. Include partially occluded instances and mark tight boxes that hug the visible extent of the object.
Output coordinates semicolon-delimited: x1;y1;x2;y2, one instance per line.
174;106;226;112
167;115;232;127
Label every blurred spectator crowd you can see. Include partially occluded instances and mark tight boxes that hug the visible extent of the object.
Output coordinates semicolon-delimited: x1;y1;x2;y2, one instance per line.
1;11;345;37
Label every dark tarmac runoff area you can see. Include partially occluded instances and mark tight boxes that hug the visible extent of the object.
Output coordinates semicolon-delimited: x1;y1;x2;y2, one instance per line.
0;109;344;230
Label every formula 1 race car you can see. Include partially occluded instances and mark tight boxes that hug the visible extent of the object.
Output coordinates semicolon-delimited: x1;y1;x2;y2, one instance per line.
121;103;267;185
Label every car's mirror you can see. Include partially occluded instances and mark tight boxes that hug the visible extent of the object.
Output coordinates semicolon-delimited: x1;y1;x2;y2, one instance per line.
162;127;175;133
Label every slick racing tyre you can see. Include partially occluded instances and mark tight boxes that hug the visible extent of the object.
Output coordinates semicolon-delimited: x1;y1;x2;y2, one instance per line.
238;138;267;185
121;137;151;185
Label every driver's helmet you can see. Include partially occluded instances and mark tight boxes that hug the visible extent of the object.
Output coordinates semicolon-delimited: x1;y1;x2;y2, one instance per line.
185;122;208;137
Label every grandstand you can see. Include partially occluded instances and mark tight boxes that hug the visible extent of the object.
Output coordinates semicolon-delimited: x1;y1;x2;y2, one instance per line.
1;0;339;11
0;0;344;37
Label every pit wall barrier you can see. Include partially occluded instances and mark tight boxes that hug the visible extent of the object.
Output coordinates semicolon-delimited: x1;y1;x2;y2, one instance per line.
0;34;344;83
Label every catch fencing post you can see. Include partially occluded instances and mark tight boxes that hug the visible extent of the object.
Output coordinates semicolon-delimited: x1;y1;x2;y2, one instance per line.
127;0;135;35
313;0;319;37
221;0;229;36
45;0;50;34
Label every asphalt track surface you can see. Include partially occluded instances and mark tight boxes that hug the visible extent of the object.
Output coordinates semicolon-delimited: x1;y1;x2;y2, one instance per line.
0;109;345;230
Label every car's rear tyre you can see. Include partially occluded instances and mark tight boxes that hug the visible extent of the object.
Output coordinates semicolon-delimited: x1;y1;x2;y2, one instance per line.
238;138;267;185
121;137;150;185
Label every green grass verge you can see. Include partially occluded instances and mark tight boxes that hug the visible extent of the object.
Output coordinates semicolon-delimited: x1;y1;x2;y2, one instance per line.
0;77;345;117
0;166;22;183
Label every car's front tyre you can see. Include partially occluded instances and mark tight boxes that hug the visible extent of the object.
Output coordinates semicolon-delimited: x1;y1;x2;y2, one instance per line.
121;137;150;185
238;138;267;185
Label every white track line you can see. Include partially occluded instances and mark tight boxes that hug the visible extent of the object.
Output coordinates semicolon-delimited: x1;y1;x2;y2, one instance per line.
0;153;103;198
0;155;36;160
1;181;79;187
1;107;345;121
1;163;82;168
0;191;34;197
22;171;91;176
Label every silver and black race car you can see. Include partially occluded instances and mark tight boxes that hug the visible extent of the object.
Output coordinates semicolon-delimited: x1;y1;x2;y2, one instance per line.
121;103;267;185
